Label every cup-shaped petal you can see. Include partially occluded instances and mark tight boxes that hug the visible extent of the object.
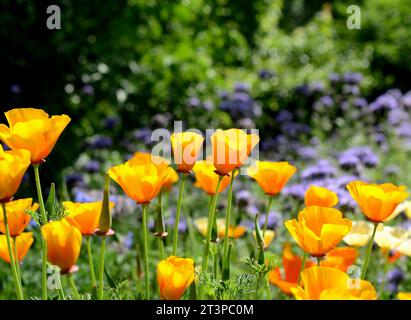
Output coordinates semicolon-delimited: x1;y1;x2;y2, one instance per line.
285;206;352;257
347;181;408;222
0;232;33;263
211;129;259;175
64;201;115;235
157;256;195;300
171;132;204;173
0;146;31;202
305;185;338;207
0;198;37;236
41;220;82;273
0;108;71;163
192;160;234;195
291;266;377;300
247;161;296;196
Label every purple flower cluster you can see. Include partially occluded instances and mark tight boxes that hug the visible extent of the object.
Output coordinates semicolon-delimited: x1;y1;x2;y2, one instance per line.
338;146;379;172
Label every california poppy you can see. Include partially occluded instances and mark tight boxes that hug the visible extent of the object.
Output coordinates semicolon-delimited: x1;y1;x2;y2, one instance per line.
247;161;296;196
343;221;374;247
41;220;82;274
0;108;71;164
305;185;338;207
64;201;115;235
0;198;37;236
170;132;204;173
0;232;33;263
347;181;408;222
291;266;377;300
320;247;358;272
157;256;195;300
108;157;168;204
0;146;31;202
211;129;259;175
285;206;352;257
374;225;409;251
192;161;234;195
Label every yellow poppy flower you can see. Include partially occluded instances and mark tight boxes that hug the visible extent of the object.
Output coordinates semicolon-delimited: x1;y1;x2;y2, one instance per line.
0;198;38;236
285;206;352;257
170;132;204;173
0;145;31;202
108;156;168;204
347;181;408;222
41;220;82;274
0;108;71;163
64;201;115;235
374;225;409;250
157;256;195;300
343;221;374;247
211;129;259;175
192;160;234;195
0;232;33;263
247;161;296;196
291;266;377;300
194;218;246;239
305;185;338;207
320;247;358;272
398;292;411;300
392;200;411;220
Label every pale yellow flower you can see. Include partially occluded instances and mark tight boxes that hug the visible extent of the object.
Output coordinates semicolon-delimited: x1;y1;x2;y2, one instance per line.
374;224;409;250
343;221;374;247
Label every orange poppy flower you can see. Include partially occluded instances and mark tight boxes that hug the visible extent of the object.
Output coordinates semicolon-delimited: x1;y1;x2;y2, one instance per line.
192;160;234;195
194;218;246;239
170;132;204;173
211;129;259;175
64;201;115;235
285;206;352;257
41;220;82;274
347;181;408;222
291;266;377;300
247;161;296;196
108;156;168;204
157;256;195;300
305;185;338;207
320;247;358;272
0;232;33;263
0;146;31;202
269;244;314;295
0;198;38;236
0;108;71;163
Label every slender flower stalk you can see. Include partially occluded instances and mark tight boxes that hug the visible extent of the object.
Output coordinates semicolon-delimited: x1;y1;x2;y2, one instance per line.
379;249;390;298
361;222;378;279
33;164;48;300
57;273;65;300
141;204;150;299
86;236;96;288
155;191;166;260
222;169;236;277
173;173;187;255
98;236;106;300
316;257;321;266
68;274;80;300
1;203;23;300
12;236;23;297
263;196;274;236
199;176;223;299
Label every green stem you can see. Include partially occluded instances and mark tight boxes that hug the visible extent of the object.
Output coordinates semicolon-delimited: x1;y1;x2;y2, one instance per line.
157;192;165;260
57;273;65;300
142;204;150;299
12;236;24;297
173;173;187;255
316;257;321;266
198;176;223;299
361;222;378;280
33;164;48;300
265;275;271;299
86;236;96;288
98;236;107;299
297;252;307;285
1;203;23;300
222;170;236;277
263;196;274;237
68;274;80;300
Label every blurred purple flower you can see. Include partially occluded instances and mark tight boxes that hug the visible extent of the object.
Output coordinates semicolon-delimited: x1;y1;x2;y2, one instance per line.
343;72;363;85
